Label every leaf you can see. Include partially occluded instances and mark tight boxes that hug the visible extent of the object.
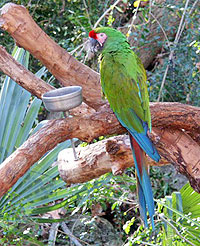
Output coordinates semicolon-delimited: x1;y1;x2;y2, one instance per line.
123;217;135;234
157;183;200;245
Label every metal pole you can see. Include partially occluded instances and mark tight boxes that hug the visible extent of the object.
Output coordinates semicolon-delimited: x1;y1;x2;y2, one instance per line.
63;111;78;161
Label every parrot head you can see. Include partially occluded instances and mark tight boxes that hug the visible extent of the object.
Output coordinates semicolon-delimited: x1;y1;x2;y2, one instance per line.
89;29;107;49
88;27;128;53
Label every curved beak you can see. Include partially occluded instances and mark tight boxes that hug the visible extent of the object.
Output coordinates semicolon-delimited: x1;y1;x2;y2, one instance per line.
89;37;101;53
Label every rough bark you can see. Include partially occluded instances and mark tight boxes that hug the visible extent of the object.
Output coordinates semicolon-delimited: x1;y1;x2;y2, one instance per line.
58;134;169;184
152;128;200;192
0;102;199;197
0;104;122;198
0;45;54;98
58;128;200;193
150;102;200;138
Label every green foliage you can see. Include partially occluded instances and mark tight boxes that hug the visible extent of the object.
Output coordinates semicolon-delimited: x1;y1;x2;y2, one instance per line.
0;47;42;162
123;217;136;234
147;2;199;105
0;214;45;246
124;183;200;246
157;183;200;246
150;166;178;199
0;46;71;244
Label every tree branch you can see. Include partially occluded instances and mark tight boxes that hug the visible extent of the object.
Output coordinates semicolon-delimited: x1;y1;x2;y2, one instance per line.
58;134;168;184
0;45;54;98
58;128;200;193
0;104;122;198
0;102;199;197
152;127;200;192
150;102;200;136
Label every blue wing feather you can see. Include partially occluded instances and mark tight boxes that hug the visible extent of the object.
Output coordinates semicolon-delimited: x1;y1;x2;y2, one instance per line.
115;111;160;162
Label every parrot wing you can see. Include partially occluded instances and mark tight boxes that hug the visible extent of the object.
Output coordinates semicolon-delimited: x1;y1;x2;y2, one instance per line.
100;50;159;161
100;50;150;129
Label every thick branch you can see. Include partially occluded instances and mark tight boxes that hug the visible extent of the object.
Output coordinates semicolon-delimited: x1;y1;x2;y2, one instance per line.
0;45;54;98
150;102;200;135
0;3;102;110
0;105;122;198
0;102;199;197
152;128;200;193
58;129;200;193
58;134;168;184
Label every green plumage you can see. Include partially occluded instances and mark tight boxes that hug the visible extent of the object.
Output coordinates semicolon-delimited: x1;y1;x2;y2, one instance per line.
95;27;151;133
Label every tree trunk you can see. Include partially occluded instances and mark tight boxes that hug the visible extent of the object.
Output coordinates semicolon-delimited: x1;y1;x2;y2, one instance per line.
120;0;182;68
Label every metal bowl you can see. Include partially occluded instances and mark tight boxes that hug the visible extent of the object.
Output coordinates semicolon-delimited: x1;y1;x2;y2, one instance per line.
42;86;82;112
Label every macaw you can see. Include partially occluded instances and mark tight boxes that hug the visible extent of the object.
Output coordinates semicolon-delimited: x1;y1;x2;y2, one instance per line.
89;27;160;229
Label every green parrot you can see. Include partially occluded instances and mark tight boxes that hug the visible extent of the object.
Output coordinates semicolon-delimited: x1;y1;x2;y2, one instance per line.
89;27;160;229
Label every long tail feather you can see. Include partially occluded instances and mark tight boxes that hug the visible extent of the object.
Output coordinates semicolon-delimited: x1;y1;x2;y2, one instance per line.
137;178;148;227
129;133;155;229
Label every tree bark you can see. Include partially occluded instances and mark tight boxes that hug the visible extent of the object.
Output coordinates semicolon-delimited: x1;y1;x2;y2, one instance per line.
0;45;54;98
152;128;200;192
150;102;200;143
0;104;123;198
0;102;199;197
58;128;200;193
58;134;169;184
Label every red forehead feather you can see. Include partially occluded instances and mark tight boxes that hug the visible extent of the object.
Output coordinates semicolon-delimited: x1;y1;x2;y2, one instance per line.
89;30;97;39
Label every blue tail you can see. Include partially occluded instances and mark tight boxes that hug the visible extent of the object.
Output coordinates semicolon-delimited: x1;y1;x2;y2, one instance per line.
129;123;160;162
129;134;155;229
115;112;160;228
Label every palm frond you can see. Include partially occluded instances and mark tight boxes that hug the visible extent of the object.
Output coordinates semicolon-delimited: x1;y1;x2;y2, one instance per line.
156;183;200;246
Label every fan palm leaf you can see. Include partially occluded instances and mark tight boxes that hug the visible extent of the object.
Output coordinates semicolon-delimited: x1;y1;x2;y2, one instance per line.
157;183;200;245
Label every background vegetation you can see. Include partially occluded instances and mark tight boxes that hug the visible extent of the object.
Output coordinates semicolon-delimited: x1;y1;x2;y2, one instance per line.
0;0;199;245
